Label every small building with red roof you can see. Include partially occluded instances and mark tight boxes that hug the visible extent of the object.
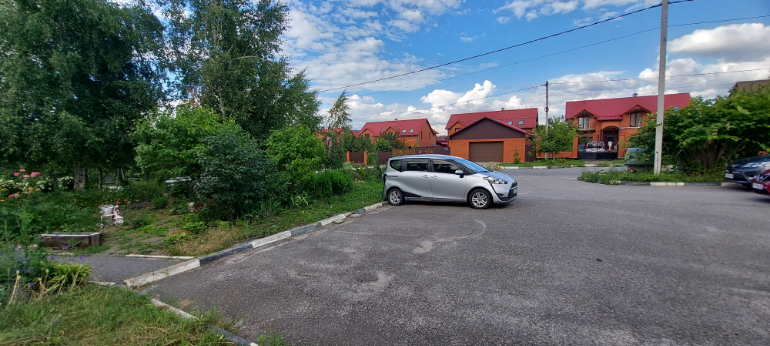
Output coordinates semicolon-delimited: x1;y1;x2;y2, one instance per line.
358;118;437;148
447;117;535;163
445;108;538;134
564;92;691;158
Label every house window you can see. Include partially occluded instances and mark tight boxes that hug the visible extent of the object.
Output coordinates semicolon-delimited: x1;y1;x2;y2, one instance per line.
518;120;524;125
402;129;407;134
507;121;513;125
365;134;370;140
630;112;644;127
409;129;414;133
455;127;463;132
578;117;590;129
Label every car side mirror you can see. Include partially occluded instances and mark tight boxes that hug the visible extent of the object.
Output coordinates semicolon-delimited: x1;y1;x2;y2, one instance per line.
455;169;464;177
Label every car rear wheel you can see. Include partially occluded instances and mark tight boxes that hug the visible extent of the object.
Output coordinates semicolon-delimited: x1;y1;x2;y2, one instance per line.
388;188;405;206
468;189;492;209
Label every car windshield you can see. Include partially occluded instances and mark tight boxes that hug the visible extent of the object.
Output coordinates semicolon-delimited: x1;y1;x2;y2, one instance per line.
452;158;488;173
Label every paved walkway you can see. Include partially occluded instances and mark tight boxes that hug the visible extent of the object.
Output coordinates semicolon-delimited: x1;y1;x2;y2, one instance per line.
56;255;184;284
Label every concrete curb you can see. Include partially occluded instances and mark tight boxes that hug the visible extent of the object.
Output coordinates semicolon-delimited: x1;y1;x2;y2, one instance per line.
151;298;258;346
588;181;727;187
123;201;389;288
502;164;622;170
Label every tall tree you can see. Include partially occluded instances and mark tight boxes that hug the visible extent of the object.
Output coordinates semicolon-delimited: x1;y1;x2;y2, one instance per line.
164;0;321;139
529;117;578;160
0;0;166;187
324;91;351;167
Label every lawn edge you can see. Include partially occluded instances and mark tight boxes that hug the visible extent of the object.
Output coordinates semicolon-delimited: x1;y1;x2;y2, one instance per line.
123;201;389;288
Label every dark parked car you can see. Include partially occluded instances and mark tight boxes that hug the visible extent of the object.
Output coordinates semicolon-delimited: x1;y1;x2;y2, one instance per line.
725;154;770;187
752;169;770;196
624;148;652;171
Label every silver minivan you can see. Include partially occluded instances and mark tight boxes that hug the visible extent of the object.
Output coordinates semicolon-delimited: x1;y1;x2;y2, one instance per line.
382;154;517;209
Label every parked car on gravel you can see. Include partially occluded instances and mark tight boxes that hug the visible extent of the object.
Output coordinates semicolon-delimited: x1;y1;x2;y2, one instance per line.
382;154;517;209
752;169;770;196
724;154;770;187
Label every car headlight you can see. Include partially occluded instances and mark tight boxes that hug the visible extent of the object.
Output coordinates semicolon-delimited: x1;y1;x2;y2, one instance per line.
484;176;508;184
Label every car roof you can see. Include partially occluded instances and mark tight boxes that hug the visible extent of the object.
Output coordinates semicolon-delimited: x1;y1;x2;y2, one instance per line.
389;154;461;160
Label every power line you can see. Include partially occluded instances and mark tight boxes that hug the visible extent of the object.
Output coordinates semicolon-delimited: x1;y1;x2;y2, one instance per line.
319;2;672;93
352;74;763;123
354;14;770;98
550;67;770;85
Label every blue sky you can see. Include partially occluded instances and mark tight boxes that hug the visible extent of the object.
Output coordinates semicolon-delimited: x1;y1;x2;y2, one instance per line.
282;0;770;134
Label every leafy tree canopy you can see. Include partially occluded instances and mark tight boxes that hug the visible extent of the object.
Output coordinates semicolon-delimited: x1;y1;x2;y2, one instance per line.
0;0;166;175
628;88;770;174
529;117;578;159
164;0;321;139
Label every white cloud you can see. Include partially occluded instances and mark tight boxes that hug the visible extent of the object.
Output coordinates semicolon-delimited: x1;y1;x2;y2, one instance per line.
583;0;656;10
573;16;592;26
496;0;653;21
285;9;337;49
598;11;617;20
670;23;770;62
459;32;485;43
497;16;511;24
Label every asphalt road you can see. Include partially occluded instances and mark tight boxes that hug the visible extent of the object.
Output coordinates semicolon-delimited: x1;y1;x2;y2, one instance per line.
147;168;770;345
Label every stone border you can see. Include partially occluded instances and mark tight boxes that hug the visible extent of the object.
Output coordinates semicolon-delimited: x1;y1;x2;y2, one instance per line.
150;297;258;346
502;164;621;170
590;181;730;187
123;201;390;288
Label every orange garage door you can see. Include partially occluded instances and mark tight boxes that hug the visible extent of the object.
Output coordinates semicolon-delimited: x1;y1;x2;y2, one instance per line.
469;141;503;162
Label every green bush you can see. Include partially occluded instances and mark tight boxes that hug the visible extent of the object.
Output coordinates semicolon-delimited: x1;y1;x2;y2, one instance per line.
152;196;169;209
121;181;166;202
182;221;207;235
266;126;326;192
1;193;100;240
163;233;186;246
196;128;286;221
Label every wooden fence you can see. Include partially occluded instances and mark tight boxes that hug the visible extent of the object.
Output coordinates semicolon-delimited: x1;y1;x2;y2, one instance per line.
347;151;392;165
392;146;451;157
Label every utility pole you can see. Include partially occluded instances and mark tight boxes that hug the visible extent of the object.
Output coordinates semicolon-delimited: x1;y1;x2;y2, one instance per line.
654;0;668;175
545;81;549;159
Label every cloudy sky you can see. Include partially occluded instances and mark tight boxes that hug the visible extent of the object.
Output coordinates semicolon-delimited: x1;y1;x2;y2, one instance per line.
282;0;770;134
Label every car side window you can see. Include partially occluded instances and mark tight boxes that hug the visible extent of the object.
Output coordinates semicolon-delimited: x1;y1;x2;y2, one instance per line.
389;160;402;171
431;160;461;174
404;160;429;172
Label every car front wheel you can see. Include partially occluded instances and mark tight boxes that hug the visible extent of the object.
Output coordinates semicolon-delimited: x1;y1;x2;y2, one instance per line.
388;188;405;206
468;189;492;209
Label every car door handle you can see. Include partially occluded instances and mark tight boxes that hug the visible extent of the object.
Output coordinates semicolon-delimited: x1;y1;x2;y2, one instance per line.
422;175;430;178
431;175;438;179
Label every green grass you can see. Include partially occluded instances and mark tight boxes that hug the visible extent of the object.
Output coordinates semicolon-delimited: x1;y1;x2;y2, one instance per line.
578;169;724;184
0;284;236;345
168;180;384;256
500;159;586;167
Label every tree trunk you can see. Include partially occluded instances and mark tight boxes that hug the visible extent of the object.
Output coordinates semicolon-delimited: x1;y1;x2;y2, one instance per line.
98;167;103;191
73;162;86;191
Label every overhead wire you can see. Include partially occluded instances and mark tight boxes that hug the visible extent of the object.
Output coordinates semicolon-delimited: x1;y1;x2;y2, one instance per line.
353;14;770;98
319;2;671;93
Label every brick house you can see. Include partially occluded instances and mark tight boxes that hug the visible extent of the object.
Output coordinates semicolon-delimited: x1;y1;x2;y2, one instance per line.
448;117;534;163
564;93;692;158
445;108;538;134
358;118;437;148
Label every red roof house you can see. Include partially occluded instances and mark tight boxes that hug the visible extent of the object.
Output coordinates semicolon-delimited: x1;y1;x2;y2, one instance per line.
564;93;691;158
358;118;437;147
446;108;539;134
